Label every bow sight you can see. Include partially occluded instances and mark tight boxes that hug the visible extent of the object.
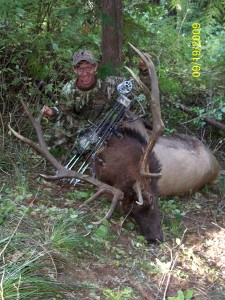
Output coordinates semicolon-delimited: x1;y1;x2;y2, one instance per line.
64;80;133;185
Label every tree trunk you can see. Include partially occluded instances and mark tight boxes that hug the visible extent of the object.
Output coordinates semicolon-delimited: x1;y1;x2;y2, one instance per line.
100;0;123;75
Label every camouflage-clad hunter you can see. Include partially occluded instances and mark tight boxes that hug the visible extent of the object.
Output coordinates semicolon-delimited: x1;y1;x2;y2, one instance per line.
43;49;151;148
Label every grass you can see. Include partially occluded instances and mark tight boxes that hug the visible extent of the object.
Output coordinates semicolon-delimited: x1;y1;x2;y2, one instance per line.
0;216;69;299
0;186;100;299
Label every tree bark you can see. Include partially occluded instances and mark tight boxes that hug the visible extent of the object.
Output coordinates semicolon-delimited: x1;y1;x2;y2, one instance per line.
100;0;123;75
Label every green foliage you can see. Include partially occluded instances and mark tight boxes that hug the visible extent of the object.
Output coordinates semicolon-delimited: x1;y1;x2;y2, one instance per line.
66;190;92;200
1;0;225;136
0;0;101;115
93;220;110;240
218;172;225;194
160;198;186;237
192;95;225;126
160;198;186;218
122;1;225;132
0;196;17;225
168;289;195;300
103;287;134;300
197;0;225;26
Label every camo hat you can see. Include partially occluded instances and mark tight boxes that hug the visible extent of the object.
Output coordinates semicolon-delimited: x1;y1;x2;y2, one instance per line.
73;50;97;66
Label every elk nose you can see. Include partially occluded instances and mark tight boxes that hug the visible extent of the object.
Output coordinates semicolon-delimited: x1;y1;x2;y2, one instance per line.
147;238;161;244
147;232;164;244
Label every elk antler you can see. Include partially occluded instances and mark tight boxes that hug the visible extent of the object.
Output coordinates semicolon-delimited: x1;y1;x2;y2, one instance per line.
126;43;164;176
8;100;124;223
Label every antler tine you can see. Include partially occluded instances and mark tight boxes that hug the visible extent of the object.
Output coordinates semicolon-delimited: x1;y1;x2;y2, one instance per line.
128;42;151;68
8;123;65;173
133;180;144;205
40;171;124;225
126;43;164;175
21;100;49;150
81;188;123;225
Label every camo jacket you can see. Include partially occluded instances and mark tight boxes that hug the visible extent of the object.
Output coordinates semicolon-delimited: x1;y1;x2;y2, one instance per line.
48;72;150;146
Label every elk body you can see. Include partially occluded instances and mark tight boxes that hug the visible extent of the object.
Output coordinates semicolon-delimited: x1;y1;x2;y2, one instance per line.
154;133;220;196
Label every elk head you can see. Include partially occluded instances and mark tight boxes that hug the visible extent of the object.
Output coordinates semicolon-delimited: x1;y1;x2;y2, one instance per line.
94;126;163;243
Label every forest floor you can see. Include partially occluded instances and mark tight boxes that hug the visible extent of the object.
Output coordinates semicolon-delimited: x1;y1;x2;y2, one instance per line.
12;171;225;300
57;181;225;299
58;190;224;299
1;142;225;300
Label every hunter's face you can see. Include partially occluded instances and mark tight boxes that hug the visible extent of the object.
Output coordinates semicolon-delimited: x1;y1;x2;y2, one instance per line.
74;61;97;87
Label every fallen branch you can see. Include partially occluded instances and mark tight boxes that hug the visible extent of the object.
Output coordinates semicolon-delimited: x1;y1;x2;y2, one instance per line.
211;222;225;232
161;228;187;300
168;101;225;132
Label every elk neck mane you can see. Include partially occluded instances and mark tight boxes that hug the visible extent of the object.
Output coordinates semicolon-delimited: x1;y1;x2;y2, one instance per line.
117;126;162;175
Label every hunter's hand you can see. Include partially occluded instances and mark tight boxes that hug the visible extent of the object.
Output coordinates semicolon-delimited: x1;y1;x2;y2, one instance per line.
139;52;151;72
42;105;55;118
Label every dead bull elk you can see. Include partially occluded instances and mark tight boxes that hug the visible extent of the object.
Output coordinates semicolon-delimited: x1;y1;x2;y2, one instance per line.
8;44;220;244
